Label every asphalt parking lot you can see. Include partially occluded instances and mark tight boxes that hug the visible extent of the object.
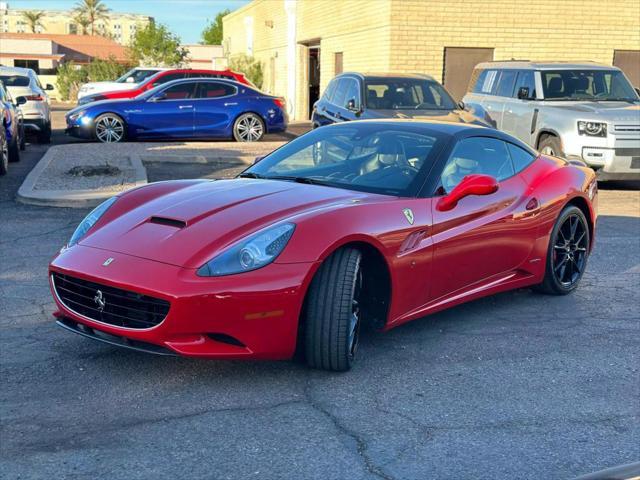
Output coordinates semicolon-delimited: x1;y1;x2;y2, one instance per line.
0;106;639;479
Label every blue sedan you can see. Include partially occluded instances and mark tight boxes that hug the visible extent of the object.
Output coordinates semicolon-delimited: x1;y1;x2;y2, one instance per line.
65;78;288;143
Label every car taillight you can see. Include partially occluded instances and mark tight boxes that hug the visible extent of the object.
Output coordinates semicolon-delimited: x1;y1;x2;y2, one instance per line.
273;97;286;108
24;94;44;101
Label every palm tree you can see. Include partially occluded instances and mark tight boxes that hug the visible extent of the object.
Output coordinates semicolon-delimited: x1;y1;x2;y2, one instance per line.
73;14;91;35
22;10;45;33
73;0;110;35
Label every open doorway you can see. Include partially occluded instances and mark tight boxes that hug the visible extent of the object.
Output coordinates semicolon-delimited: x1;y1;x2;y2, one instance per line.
308;47;320;119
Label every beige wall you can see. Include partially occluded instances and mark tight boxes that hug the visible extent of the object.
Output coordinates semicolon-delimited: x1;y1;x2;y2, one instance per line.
223;0;640;120
389;0;640;81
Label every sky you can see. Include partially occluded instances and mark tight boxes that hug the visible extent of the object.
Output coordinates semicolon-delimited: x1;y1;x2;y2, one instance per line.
8;0;250;43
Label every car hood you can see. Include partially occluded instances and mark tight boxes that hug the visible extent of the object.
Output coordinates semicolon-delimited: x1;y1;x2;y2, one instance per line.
540;101;640;121
82;82;138;92
366;108;491;126
81;179;372;268
67;98;140;116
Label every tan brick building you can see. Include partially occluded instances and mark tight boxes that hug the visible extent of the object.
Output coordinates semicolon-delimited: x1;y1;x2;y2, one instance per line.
223;0;640;120
0;2;152;45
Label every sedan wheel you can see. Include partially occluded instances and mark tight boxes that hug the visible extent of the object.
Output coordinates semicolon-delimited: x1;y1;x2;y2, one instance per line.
233;113;264;142
0;129;8;175
95;114;125;143
304;248;363;371
537;205;590;295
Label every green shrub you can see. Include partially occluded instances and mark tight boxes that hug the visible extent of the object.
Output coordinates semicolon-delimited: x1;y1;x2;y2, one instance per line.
229;54;264;90
56;57;131;101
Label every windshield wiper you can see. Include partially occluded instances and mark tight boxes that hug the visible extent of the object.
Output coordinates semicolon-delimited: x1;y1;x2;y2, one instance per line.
268;175;333;186
238;172;265;179
595;98;638;103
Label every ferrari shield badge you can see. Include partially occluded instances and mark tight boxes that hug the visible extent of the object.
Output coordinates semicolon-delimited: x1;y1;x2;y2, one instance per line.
403;208;414;225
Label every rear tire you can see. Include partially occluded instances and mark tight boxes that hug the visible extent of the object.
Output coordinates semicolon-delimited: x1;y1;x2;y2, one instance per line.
538;135;563;158
233;113;265;142
19;124;26;150
37;122;51;144
536;205;590;295
0;128;8;175
304;248;363;372
8;133;20;162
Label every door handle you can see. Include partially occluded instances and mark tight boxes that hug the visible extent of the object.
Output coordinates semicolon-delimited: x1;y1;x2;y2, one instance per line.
525;198;539;211
178;105;193;109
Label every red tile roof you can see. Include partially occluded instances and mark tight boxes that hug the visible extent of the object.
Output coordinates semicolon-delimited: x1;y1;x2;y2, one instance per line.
0;33;130;64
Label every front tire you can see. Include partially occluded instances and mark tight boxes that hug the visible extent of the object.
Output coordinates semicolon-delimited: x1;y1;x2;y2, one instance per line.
19;124;26;150
94;114;125;143
233;113;265;142
0;128;8;175
37;122;51;144
538;135;563;158
536;205;590;295
8;131;20;162
304;248;363;372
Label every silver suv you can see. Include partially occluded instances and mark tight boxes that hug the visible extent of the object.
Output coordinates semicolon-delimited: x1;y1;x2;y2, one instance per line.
463;61;640;181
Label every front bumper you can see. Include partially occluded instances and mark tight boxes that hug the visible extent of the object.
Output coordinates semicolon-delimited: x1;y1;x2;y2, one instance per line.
65;123;94;139
50;244;316;360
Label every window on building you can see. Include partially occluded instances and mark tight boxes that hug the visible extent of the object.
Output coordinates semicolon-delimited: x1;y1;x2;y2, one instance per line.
14;60;39;73
68;23;78;34
334;52;343;75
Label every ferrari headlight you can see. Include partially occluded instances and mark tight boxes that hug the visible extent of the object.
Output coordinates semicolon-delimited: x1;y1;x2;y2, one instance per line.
68;196;117;247
578;121;607;137
197;223;295;277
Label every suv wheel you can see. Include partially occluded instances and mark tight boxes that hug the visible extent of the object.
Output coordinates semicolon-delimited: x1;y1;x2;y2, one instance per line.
539;135;563;157
37;122;51;144
8;131;20;162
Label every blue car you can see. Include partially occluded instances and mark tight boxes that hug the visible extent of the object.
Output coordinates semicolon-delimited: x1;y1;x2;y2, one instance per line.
65;78;288;143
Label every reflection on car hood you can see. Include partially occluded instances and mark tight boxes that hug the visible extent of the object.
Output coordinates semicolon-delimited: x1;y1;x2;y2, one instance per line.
367;108;491;126
541;101;640;121
81;179;373;268
67;98;139;116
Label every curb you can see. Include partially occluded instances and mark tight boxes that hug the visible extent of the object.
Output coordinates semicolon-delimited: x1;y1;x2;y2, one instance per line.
17;150;147;209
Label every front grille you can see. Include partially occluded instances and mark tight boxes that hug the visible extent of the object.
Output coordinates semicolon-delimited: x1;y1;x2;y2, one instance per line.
52;273;170;329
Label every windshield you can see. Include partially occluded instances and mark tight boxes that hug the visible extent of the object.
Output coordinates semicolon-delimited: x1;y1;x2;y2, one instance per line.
364;78;457;110
245;124;446;196
115;68;159;84
541;69;639;101
0;75;29;87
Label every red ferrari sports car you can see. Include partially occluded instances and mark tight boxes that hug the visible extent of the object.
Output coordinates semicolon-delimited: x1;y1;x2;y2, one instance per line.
50;120;597;371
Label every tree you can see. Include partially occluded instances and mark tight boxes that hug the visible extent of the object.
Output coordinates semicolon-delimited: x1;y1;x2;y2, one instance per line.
73;14;91;35
22;10;45;33
129;23;188;67
229;55;263;89
200;8;230;45
73;0;110;35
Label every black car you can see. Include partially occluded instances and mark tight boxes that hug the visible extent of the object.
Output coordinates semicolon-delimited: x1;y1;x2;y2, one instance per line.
311;72;491;129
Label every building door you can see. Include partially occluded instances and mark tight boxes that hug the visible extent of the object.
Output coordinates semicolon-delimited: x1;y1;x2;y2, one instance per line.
443;47;494;101
308;47;320;119
613;50;640;88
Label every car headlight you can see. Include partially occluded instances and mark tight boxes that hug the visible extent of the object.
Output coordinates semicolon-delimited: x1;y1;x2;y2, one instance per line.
197;223;295;277
68;197;117;247
68;110;86;122
578;121;607;137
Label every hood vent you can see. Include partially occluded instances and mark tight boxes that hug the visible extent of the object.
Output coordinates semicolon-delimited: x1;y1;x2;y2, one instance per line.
149;216;187;229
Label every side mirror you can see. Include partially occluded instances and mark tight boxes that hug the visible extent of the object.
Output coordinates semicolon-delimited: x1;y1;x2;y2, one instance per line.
635;87;640;96
125;77;135;83
15;96;27;106
517;87;530;100
149;93;166;102
346;98;359;112
457;100;466;110
253;155;264;164
45;84;54;91
436;174;499;211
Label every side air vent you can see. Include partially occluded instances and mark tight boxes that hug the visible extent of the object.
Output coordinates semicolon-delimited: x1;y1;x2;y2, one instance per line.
149;216;187;229
207;333;246;347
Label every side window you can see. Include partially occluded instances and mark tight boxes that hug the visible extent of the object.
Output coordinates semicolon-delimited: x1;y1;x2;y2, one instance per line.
343;79;360;108
154;73;185;86
495;70;517;97
196;82;236;99
478;69;498;95
159;82;196;100
332;78;350;107
323;79;337;102
513;71;536;99
507;143;535;173
440;137;514;193
470;69;486;93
